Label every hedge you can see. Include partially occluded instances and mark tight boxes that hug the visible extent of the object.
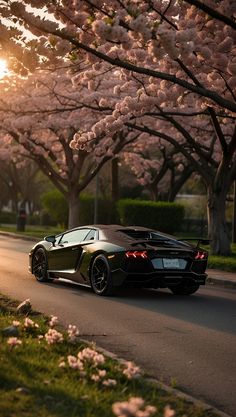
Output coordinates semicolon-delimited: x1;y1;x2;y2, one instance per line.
79;195;118;225
41;190;68;226
117;199;185;234
41;191;118;226
0;211;17;224
1;196;184;234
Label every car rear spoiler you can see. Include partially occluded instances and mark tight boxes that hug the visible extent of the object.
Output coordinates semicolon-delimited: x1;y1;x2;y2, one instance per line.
178;238;210;248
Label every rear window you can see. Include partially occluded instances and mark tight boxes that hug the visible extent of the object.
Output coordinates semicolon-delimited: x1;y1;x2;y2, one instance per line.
118;229;183;247
119;230;165;240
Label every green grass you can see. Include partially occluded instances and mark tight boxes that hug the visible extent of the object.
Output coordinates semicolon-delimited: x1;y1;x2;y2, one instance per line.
1;226;236;272
0;294;219;417
202;244;236;272
208;252;236;272
0;225;63;239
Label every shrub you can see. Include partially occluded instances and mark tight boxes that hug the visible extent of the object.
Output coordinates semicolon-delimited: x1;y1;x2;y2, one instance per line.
41;190;68;227
79;194;118;225
117;199;185;234
0;211;17;224
40;191;118;227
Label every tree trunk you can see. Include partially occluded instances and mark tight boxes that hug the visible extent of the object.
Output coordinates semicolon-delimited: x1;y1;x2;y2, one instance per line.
68;189;80;229
207;186;231;255
111;158;119;203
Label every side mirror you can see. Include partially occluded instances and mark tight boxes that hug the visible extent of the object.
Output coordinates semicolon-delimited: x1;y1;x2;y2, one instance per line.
45;235;56;246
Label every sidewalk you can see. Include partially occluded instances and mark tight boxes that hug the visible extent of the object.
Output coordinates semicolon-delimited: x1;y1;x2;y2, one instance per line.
206;269;236;289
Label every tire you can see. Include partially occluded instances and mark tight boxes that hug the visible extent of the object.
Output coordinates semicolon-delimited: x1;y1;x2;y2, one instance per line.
90;254;114;296
170;281;200;295
32;248;49;282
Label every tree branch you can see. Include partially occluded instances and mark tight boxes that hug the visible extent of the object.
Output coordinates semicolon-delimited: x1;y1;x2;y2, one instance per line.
10;7;236;114
183;0;236;30
207;107;228;155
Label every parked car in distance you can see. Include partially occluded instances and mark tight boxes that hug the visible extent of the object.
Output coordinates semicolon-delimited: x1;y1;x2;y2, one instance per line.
29;224;208;296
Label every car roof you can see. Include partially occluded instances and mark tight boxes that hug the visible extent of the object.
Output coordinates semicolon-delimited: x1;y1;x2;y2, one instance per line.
66;224;177;243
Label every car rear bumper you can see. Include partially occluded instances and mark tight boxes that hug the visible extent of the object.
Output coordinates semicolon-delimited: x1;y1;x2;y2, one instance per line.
112;269;207;288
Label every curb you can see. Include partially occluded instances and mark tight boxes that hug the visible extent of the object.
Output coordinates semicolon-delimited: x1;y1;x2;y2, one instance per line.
0;231;39;242
82;339;233;417
206;277;236;290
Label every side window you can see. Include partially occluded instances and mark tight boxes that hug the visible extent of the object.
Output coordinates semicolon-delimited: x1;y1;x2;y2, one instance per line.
60;229;91;245
55;235;62;245
84;229;96;241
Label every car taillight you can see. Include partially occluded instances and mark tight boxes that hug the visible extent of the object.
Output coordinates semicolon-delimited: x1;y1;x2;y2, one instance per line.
125;250;148;259
195;251;208;260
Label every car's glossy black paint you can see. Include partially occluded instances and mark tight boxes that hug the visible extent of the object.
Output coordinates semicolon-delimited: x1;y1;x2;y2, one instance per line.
29;224;208;296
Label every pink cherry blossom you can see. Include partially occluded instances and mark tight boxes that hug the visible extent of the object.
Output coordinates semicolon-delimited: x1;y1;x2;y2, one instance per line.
123;361;141;379
49;315;59;328
112;397;156;417
7;337;22;348
45;329;63;345
67;324;80;343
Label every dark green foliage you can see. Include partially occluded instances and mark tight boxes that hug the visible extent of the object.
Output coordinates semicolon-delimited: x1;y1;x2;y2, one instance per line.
79;194;118;225
117;199;185;234
0;211;17;224
41;190;68;227
40;191;118;227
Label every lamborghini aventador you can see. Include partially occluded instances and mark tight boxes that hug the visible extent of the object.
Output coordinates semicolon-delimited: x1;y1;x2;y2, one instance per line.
29;224;208;296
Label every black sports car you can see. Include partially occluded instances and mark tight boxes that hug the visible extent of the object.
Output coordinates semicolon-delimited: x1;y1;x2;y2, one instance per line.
29;224;208;296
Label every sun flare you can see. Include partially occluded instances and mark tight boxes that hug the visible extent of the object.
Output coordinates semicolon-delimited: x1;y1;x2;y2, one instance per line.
0;59;8;78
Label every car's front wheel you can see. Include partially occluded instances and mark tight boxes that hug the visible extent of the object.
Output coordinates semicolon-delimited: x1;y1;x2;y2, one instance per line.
90;254;114;296
169;281;200;295
32;248;49;282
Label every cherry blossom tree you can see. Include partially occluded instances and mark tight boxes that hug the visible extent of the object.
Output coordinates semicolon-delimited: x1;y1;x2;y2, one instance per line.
85;78;235;255
0;68;140;228
122;137;194;201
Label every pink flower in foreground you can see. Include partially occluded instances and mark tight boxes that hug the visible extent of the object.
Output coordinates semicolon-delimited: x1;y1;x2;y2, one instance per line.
123;361;141;379
7;337;22;349
45;328;63;344
24;318;39;329
58;361;66;368
102;378;117;387
38;334;44;343
112;397;156;417
67;355;84;371
12;320;21;327
91;374;100;382
77;347;105;366
49;315;59;327
164;405;175;417
67;324;80;343
91;369;107;382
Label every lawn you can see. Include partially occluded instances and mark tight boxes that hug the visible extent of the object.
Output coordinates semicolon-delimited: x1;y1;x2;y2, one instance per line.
0;294;220;417
0;225;236;272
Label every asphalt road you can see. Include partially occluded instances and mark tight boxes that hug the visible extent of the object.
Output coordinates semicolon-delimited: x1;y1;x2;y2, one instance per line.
0;235;236;416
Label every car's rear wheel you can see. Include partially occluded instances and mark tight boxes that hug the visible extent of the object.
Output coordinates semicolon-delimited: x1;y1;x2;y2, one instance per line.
90;254;114;296
32;248;49;282
169;281;200;295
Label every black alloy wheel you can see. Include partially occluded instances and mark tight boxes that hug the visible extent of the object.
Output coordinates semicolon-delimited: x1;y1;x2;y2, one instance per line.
90;254;114;296
170;281;200;295
32;248;49;282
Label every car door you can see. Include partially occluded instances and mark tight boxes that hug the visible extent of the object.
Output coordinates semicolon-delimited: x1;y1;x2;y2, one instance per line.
48;229;92;277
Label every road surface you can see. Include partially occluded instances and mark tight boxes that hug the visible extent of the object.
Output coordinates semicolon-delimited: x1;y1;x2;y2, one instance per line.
0;235;235;416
